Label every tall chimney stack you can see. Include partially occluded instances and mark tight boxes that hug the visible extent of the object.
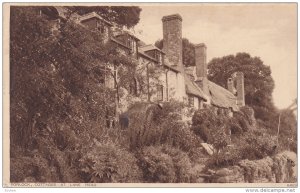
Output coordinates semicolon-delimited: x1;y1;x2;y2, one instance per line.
194;43;209;95
162;14;183;68
236;72;245;107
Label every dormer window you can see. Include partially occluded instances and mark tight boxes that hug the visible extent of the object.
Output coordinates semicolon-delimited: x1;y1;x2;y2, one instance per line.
123;36;136;54
144;49;162;64
127;37;133;52
127;36;133;47
154;51;161;63
113;32;139;55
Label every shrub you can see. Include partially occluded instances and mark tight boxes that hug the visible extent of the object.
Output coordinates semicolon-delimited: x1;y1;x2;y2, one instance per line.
168;125;203;153
137;146;175;183
160;146;193;183
276;110;297;153
137;145;195;183
208;128;278;168
126;101;202;153
10;152;59;182
138;146;181;183
126;102;162;149
192;108;230;150
239;129;277;160
239;106;256;127
79;140;142;183
33;135;82;182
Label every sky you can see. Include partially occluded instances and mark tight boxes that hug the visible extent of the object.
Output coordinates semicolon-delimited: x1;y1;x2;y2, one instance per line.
132;3;297;109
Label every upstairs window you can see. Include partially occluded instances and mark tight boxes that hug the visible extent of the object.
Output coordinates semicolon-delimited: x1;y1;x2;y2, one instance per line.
127;37;132;47
96;21;106;34
145;50;161;63
154;51;161;63
128;38;134;53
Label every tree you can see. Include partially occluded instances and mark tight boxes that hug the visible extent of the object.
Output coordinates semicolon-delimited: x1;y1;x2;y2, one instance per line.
191;108;231;166
207;53;276;124
68;6;142;29
10;6;144;146
155;38;195;67
276;105;297;152
10;6;145;182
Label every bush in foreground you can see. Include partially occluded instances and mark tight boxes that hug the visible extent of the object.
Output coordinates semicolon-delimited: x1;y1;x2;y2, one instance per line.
79;140;142;183
137;145;194;183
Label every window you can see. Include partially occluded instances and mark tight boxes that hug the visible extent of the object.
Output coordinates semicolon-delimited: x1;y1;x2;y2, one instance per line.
157;85;164;101
188;96;194;107
198;99;203;109
128;38;134;53
154;51;161;63
96;21;105;33
127;38;132;47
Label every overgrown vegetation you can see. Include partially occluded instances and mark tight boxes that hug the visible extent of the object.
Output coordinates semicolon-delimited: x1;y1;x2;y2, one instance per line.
191;106;279;168
10;6;142;183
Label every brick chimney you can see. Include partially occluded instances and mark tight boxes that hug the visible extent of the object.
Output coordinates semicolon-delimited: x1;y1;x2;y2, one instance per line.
194;43;209;95
236;72;245;107
162;14;183;68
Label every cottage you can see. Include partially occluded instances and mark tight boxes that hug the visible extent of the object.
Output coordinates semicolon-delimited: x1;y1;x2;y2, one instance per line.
43;7;245;115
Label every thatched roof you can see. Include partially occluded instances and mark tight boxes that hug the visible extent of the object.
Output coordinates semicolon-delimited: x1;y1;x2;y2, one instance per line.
184;74;207;100
208;81;239;111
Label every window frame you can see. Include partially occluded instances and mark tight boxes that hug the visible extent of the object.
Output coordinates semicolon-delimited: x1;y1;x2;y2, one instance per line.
157;85;164;101
96;20;105;34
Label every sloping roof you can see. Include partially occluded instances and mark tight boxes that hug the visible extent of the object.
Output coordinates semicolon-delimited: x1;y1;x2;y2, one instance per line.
137;51;158;62
78;12;113;26
184;74;207;100
165;64;181;73
138;45;158;62
162;57;182;72
208;81;239;111
110;37;131;50
139;45;165;54
138;45;180;72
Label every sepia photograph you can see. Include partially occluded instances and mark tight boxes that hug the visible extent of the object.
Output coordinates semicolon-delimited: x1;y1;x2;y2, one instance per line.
2;2;298;189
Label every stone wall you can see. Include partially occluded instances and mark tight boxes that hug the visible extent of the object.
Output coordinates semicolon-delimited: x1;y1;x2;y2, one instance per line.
208;151;297;183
